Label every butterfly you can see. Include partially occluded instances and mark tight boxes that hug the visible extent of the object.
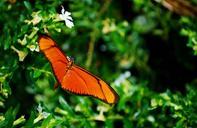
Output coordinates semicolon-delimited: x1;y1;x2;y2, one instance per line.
38;34;119;104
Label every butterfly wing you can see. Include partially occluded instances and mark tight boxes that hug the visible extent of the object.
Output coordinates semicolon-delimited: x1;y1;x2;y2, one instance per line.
38;34;119;104
38;35;69;83
61;65;119;104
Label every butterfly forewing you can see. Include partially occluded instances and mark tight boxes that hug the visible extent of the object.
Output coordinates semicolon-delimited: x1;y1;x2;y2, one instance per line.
38;35;69;82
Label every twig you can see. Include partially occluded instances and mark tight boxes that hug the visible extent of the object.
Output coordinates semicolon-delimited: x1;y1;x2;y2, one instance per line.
154;0;197;17
85;0;112;69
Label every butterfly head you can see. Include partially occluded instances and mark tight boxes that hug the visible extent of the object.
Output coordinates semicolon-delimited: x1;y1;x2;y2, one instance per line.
67;56;74;69
67;56;74;62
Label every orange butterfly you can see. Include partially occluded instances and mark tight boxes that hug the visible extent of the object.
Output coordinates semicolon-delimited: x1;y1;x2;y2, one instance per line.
38;34;119;104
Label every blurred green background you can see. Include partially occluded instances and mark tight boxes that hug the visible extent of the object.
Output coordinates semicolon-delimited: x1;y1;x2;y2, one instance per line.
0;0;197;127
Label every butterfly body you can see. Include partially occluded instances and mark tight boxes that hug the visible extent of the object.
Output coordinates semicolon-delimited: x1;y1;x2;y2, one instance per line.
38;34;119;104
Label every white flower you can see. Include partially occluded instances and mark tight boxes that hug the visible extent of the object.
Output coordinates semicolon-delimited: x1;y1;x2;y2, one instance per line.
42;112;50;118
25;11;41;25
37;104;50;119
34;104;50;124
114;71;131;86
37;104;42;113
59;6;74;28
11;46;28;62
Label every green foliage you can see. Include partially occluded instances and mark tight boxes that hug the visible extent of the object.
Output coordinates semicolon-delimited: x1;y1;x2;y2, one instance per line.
0;0;197;127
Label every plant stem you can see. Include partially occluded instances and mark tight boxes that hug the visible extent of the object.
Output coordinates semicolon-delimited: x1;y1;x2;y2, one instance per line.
85;0;112;69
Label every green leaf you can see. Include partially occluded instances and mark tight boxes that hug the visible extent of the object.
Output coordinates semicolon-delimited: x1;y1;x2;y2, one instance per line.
59;96;74;116
33;70;42;79
41;115;63;128
24;111;36;128
24;1;32;11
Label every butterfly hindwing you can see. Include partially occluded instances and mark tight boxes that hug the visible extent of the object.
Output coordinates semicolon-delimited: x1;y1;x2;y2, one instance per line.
61;65;118;104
